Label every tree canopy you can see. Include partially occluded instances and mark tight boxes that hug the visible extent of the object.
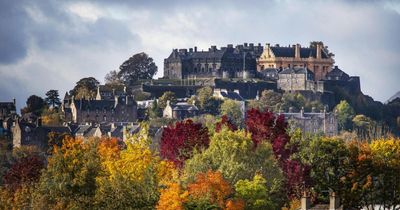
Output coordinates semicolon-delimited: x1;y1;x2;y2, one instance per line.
118;52;157;85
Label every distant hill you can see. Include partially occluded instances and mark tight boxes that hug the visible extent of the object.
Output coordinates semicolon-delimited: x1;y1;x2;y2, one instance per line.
387;91;400;104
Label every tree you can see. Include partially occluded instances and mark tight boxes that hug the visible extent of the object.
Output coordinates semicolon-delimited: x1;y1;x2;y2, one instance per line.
147;99;162;119
22;95;45;115
352;114;373;140
215;115;237;132
248;90;283;112
33;137;101;209
245;108;310;199
186;170;233;209
158;91;177;110
157;182;188;210
335;100;355;131
183;129;284;202
220;99;243;127
104;70;123;87
45;90;61;109
118;52;157;84
160;119;209;167
235;174;277;210
70;77;100;99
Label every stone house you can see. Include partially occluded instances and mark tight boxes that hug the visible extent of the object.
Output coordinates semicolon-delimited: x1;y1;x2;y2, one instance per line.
67;95;137;124
12;119;71;150
257;42;335;81
0;99;16;120
282;108;338;136
163;101;199;120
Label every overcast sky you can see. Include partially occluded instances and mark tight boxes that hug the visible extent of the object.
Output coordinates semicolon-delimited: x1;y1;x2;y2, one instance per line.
1;0;399;110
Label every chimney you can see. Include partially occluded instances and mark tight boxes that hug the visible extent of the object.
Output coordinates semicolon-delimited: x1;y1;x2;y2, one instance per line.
295;44;301;59
189;48;193;53
37;118;42;127
316;43;322;59
329;192;340;210
301;191;311;210
300;107;304;117
13;98;16;105
265;43;270;49
244;43;248;47
194;46;197;52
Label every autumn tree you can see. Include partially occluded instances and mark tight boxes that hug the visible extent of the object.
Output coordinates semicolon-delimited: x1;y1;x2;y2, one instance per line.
186;170;233;209
183;129;284;208
118;52;157;84
215;115;237;133
157;182;188;210
220;99;243;127
245;108;310;199
335;100;355;131
160;119;209;167
70;77;100;99
158;91;177;109
33;137;101;209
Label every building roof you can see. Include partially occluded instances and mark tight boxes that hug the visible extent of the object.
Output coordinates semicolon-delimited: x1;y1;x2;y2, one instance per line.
270;46;329;59
172;102;199;111
0;102;16;111
220;91;244;101
325;66;349;80
387;91;400;104
279;67;314;75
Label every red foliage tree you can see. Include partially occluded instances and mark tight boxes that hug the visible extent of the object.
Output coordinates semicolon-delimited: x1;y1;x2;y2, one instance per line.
215;115;237;133
161;119;210;167
245;108;310;199
3;155;45;190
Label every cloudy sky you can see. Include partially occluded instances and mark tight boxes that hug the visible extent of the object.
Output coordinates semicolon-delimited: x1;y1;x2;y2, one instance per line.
1;0;399;110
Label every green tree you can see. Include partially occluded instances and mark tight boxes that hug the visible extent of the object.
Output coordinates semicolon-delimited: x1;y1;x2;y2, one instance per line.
22;95;45;115
33;137;101;209
352;114;373;140
183;129;284;205
104;70;123;88
147;99;162;119
45;90;61;109
220;99;243;127
158;91;177;109
118;52;157;85
235;174;277;210
335;100;355;131
70;77;100;100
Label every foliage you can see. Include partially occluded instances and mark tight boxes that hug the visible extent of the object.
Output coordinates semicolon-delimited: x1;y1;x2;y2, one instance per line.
147;99;162;119
215;115;237;133
33;137;101;209
158;91;177;109
186;170;233;209
234;174;277;210
335;100;355;131
220;99;243;128
183;129;284;206
104;70;123;87
45;89;61;109
161;119;209;167
248;90;282;112
118;52;157;84
157;182;188;210
22;95;45;115
41;107;64;126
70;77;100;100
246;108;310;199
193;86;221;115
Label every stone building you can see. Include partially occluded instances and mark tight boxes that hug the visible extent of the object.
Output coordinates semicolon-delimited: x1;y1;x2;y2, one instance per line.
277;67;324;92
12;119;71;150
164;43;262;79
257;43;335;80
163;101;199;120
282;108;338;136
0;99;16;120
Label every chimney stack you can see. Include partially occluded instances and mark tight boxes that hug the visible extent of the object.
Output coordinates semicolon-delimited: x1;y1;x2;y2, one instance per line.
194;46;197;52
301;191;311;210
13;98;16;106
316;43;322;59
295;44;301;59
